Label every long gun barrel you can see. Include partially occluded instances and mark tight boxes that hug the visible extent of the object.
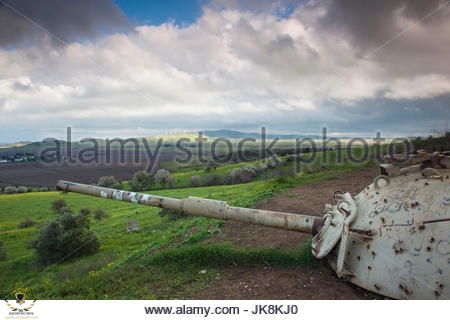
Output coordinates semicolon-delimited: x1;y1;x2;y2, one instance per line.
56;180;324;235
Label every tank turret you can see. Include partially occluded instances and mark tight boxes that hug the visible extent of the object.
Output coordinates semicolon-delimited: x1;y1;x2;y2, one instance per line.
56;151;450;299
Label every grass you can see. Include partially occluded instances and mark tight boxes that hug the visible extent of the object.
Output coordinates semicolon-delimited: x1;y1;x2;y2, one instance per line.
0;153;374;299
145;242;318;269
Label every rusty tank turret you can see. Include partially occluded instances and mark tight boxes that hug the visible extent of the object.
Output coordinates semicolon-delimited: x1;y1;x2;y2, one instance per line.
56;151;450;300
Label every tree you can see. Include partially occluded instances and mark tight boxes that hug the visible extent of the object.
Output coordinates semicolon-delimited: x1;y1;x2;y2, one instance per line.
30;211;100;265
188;175;201;187
129;170;153;191
16;186;29;193
228;167;256;184
98;176;121;189
93;208;110;221
3;186;17;194
78;207;91;217
51;199;67;213
203;173;223;186
154;169;175;189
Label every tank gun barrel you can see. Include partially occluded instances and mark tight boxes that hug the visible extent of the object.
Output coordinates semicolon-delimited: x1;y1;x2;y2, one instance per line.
56;180;324;235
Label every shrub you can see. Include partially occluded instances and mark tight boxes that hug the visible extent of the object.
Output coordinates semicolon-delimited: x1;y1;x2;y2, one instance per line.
18;217;37;228
16;186;29;193
204;161;216;173
129;170;153;191
59;206;74;215
284;155;296;163
78;208;91;217
154;169;175;189
267;157;281;168
188;175;201;187
229;167;256;184
203;173;223;187
242;165;258;176
3;186;17;194
30;212;100;265
0;240;7;261
98;176;121;189
93;208;110;221
51;199;67;213
39;187;49;192
256;163;269;179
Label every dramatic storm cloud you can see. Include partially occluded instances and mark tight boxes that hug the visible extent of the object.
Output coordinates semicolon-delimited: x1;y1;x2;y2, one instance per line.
0;0;129;46
0;0;449;142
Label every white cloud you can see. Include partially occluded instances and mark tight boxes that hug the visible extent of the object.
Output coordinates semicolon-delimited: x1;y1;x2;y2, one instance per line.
384;74;450;100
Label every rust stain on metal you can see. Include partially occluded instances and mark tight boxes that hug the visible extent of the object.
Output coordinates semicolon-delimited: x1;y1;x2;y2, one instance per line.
398;283;412;296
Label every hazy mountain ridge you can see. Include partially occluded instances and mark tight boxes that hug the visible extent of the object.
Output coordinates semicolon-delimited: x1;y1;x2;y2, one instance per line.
202;129;322;140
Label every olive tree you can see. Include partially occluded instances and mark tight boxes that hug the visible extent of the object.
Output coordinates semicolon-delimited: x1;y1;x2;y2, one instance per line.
30;211;100;265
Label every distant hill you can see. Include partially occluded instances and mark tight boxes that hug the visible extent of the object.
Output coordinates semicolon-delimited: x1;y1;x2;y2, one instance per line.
202;129;322;140
0;141;32;148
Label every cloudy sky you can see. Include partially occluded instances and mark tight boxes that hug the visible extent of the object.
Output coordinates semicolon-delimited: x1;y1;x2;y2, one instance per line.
0;0;449;143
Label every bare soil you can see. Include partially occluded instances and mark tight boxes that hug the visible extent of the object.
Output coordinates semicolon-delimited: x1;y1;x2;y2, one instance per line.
195;166;382;299
0;162;147;188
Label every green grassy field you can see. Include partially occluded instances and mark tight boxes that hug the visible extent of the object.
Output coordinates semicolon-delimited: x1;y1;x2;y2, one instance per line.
0;152;373;299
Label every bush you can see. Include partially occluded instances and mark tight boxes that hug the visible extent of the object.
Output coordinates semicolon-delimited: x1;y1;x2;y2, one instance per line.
154;169;175;189
59;206;74;215
18;217;37;228
229;166;256;184
204;161;216;173
93;208;110;221
203;173;223;187
78;208;91;217
98;176;121;189
0;240;7;261
188;175;201;187
129;170;153;191
39;187;49;192
16;186;29;193
242;165;258;176
30;212;100;265
412;130;450;152
284;155;296;163
51;199;67;213
267;157;281;168
3;186;17;194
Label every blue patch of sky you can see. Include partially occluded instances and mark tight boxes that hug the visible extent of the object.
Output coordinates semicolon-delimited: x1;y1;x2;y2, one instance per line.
115;0;207;26
275;1;297;19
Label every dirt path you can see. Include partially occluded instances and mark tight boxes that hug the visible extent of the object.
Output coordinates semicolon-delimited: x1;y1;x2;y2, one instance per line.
195;166;381;299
